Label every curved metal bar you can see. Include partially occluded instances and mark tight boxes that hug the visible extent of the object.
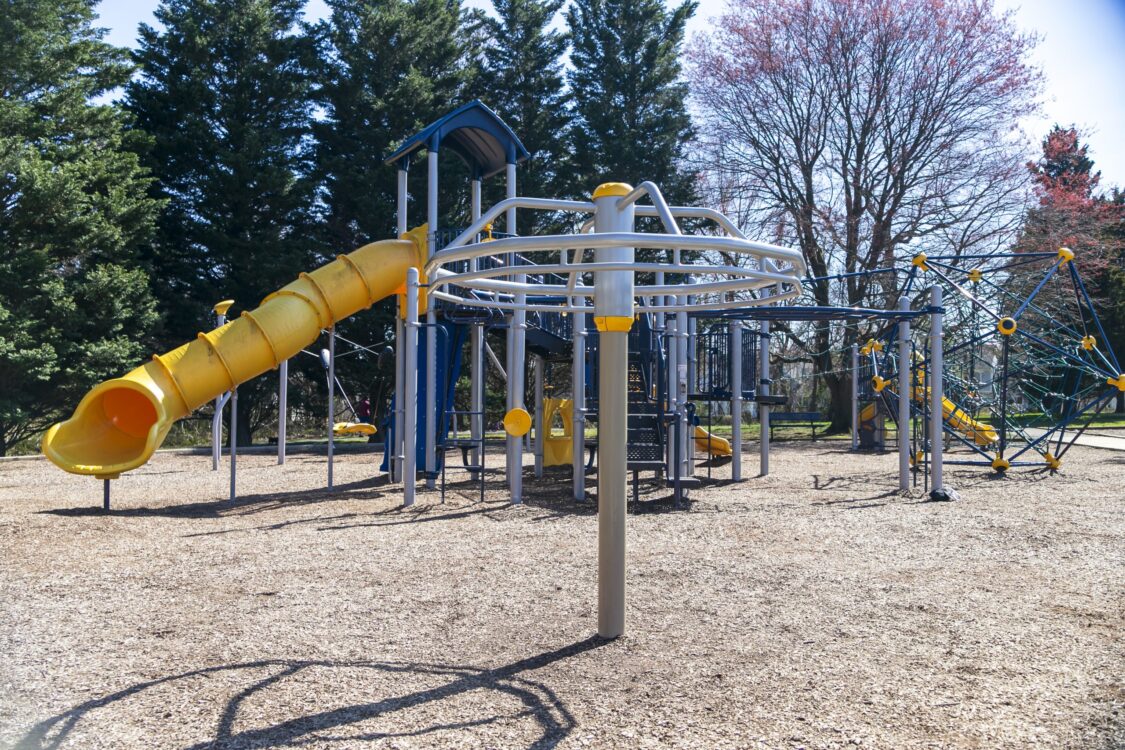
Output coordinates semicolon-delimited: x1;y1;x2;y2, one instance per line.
432;266;799;298
444;197;595;251
427;232;806;275
431;286;801;314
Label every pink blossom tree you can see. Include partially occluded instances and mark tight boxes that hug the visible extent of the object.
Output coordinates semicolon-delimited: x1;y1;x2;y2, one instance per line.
690;0;1041;429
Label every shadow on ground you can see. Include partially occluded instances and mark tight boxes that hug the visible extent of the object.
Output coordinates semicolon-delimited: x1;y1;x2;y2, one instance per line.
12;637;608;750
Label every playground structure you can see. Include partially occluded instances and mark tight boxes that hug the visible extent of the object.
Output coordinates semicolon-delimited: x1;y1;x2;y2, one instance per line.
848;249;1123;477
38;101;1125;638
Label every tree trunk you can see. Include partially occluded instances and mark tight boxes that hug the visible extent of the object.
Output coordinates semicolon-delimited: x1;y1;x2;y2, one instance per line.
825;373;851;433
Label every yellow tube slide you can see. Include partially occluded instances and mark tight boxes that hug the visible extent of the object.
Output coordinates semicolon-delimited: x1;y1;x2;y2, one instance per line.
42;237;425;478
694;426;732;456
939;397;998;447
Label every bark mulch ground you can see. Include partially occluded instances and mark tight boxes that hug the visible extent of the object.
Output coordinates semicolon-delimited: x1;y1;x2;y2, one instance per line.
1;442;1122;749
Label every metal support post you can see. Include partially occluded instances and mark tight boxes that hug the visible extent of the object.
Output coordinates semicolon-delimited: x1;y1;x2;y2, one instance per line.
851;342;859;449
592;184;635;640
534;355;544;478
396;167;408;236
470;324;483;467
426;309;437;488
278;359;288;465
229;387;238;503
676;305;690;483
393;316;404;482
505;161;525;504
930;285;945;495
103;479;110;511
759;321;771;476
327;327;335;490
470;176;483;469
731;322;743;481
403;269;420;506
897;297;911;490
211;306;228;470
573;307;587;501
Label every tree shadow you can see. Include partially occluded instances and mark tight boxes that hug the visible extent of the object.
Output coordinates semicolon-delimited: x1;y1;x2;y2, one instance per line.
13;637;608;750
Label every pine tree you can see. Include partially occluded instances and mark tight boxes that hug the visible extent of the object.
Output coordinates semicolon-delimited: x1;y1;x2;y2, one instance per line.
312;0;472;418
565;0;698;203
127;0;318;443
0;0;161;455
314;0;470;251
476;0;572;229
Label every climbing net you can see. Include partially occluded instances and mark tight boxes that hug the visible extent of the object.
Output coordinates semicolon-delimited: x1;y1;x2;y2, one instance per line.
870;248;1124;472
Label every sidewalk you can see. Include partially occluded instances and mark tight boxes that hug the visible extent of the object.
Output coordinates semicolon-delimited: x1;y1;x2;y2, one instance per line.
1024;428;1125;452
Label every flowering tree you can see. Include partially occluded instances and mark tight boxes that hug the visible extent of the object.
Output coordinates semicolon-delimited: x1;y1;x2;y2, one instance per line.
689;0;1041;428
1015;127;1125;408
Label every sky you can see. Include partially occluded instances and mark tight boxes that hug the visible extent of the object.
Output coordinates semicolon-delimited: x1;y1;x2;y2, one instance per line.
94;0;1125;188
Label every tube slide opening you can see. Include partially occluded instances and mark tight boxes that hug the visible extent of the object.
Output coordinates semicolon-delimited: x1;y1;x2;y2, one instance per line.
43;381;164;477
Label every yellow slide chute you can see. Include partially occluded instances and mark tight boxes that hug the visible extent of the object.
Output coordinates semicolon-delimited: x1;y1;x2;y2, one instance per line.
42;236;426;478
866;362;998;447
694;426;732;456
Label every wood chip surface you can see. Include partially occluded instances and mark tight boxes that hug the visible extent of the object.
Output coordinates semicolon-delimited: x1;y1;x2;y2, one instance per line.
0;443;1121;749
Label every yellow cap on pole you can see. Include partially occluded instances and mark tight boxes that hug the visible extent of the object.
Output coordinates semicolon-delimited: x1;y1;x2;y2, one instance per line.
503;407;532;437
213;300;235;316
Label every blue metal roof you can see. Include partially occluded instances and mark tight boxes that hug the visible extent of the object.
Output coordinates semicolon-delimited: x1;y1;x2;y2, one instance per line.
385;100;529;178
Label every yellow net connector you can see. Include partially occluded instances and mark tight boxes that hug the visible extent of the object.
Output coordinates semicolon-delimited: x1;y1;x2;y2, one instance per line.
967;268;983;284
997;317;1017;336
502;407;532;437
912;253;929;271
991;455;1010;472
872;375;888;393
859;343;870;356
1081;335;1096;351
909;450;924;467
1044;453;1061;471
592;182;634;199
1107;374;1125;392
213;299;235;317
871;340;883;353
594;315;634;332
1057;247;1075;266
483;222;495;241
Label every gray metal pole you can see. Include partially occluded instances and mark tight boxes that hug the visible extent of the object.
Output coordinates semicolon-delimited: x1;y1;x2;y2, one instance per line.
592;184;635;640
676;305;689;483
506;161;525;504
396;167;408;236
327;327;335;490
404;269;419;506
731;322;743;481
425;149;438;491
278;359;287;465
470;177;483;469
425;309;437;488
930;285;944;493
534;355;544;478
572;307;587;501
665;315;677;479
759;320;771;476
212;308;228;470
103;478;110;511
393;316;404;482
851;342;859;450
898;296;911;490
229;386;237;503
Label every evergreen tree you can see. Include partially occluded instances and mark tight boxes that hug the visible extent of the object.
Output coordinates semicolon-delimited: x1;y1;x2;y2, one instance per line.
0;0;160;455
312;0;472;419
314;0;470;251
127;0;318;442
565;0;698;202
476;0;572;230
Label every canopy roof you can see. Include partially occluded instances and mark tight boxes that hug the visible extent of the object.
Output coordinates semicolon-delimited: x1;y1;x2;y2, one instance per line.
385;100;529;178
